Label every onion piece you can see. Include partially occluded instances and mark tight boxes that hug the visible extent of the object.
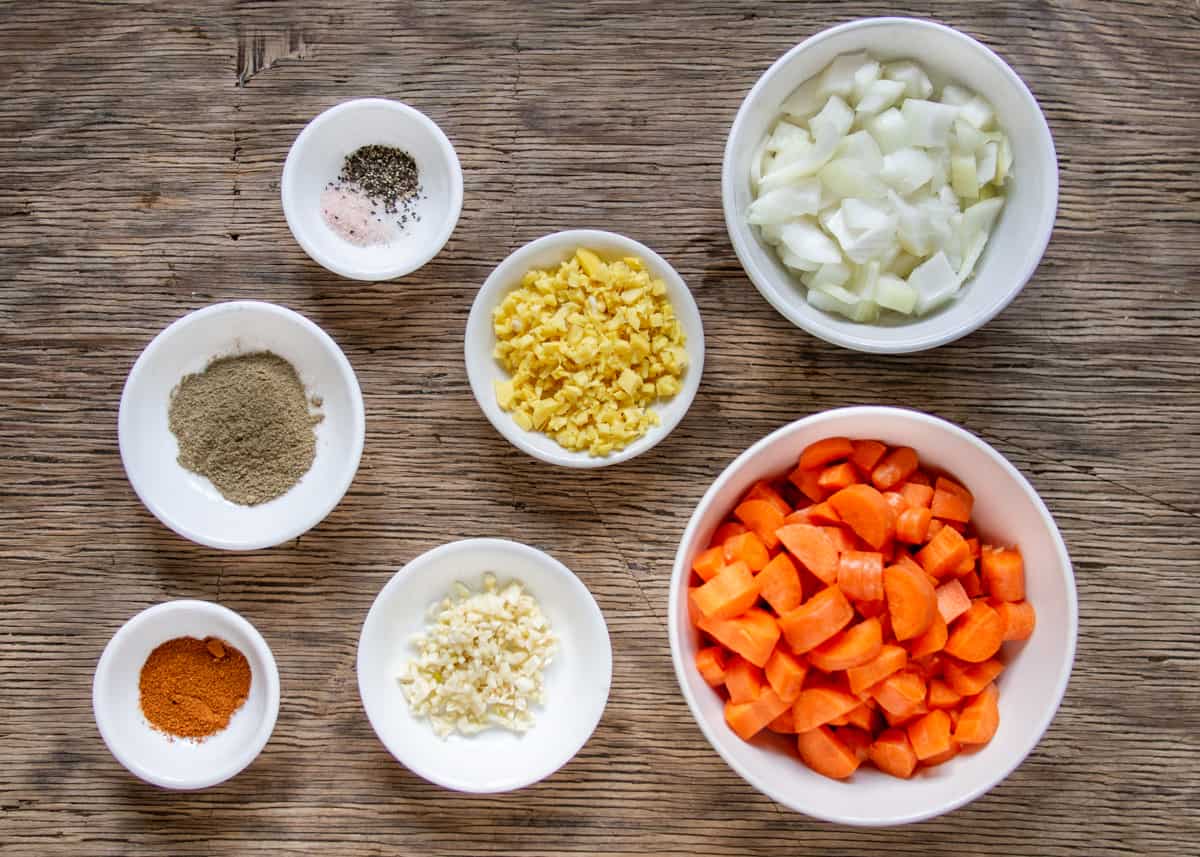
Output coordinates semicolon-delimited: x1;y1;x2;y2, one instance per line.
901;99;961;148
856;79;906;118
865;107;910;154
819;52;873;98
746;181;823;224
884;61;933;99
779;219;843;266
880;148;935;194
907;251;960;314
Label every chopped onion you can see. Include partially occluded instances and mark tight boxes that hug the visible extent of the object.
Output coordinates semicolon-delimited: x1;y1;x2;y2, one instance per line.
749;53;1011;322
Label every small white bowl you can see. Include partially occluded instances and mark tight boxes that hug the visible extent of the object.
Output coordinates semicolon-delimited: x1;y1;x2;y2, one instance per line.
357;538;612;792
464;229;705;468
669;406;1077;825
282;97;464;281
93;600;281;790
723;18;1059;353
118;300;365;551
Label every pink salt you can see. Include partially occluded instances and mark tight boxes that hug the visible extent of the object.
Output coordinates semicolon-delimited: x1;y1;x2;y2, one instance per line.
320;185;396;247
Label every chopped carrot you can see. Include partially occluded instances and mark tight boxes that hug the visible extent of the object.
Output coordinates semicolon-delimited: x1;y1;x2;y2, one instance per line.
804;501;843;526
778;586;854;654
698;608;780;668
817;461;860;492
871;669;927;718
925;518;944;542
895;507;932;544
883;701;929;728
764;645;808;703
980;546;1025;602
828;483;895;549
799;437;854;471
944;601;1005;663
912;652;945;679
725;688;792;740
695;646;729;687
869;728;918;778
691;545;727;582
954;682;1000;744
944;658;1005;697
840;702;876;732
850;439;888;472
709;521;746;548
995;600;1036;641
776;524;839;584
931;476;974;523
921;739;961;766
935;578;972;624
690;560;760;621
855;598;887;619
809;618;883;672
907;470;931;486
822;525;857;554
723;531;770;572
788;466;827;504
724;655;765;704
797;725;860;779
927;678;963;709
966;537;981;558
871;447;919;491
882;491;909;518
836;726;873;762
793;683;861;733
960;570;983;597
767;708;797;733
899;482;934;509
884;561;937;641
846;644;907;695
744;480;790;516
837;550;884;602
733;499;785;550
907;612;947;659
757;553;803;614
915;524;970;578
907;709;953;760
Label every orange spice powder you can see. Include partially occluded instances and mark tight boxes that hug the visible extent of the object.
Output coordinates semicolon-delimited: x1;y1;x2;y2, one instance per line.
138;636;252;740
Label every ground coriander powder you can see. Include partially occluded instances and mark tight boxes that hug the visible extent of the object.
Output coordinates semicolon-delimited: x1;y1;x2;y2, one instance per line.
168;351;323;506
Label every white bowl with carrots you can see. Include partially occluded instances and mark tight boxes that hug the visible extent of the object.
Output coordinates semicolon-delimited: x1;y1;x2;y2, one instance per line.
668;406;1076;826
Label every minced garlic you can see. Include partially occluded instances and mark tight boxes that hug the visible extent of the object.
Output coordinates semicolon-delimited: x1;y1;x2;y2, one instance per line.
492;248;688;457
397;574;556;738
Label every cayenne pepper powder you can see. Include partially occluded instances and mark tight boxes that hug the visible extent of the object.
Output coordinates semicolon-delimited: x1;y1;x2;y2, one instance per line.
139;636;252;740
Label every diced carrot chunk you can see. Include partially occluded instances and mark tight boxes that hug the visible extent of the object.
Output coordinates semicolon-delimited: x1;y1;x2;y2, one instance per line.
691;545;726;582
764;645;808;703
916;524;970;578
931;476;974;523
980;546;1025;601
851;439;888;472
809;618;883;672
944;601;1005;663
944;657;1005;697
884;561;937;641
935;578;972;624
869;728;918;778
757;553;803;614
837;550;884;602
828;483;895;550
871;447;919;491
695;646;729;687
698;608;780;668
907;709;953;760
896;507;932;544
788;466;827;504
723;531;770;572
725;689;792;740
871;670;926;718
836;725;873;762
995;600;1036;641
899;482;934;509
776;524;839;584
846;644;907;695
921;739;961;766
709;521;746;548
954;682;1000;744
907;612;947;659
804;502;843;526
724;655;765;704
960;570;983;597
778;586;854;654
799;437;855;471
689;560;760;621
818;461;860;492
927;678;963;709
744;480;790;516
797;725;861;779
793;683;861;733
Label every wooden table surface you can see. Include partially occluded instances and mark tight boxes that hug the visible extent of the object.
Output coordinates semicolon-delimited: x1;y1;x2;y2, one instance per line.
2;1;1198;854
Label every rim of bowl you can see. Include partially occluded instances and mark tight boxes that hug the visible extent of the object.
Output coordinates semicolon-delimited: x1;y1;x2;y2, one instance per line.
667;406;1078;825
281;97;465;281
92;600;281;790
721;17;1059;353
464;228;705;468
355;537;613;792
117;300;366;551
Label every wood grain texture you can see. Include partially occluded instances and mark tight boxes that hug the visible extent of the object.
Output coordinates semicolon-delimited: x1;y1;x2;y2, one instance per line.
1;0;1198;854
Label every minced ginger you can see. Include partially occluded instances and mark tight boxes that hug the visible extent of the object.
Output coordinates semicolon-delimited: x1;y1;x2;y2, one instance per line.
492;248;688;457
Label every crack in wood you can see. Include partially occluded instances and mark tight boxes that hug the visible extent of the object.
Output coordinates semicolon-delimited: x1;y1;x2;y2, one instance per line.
235;26;308;87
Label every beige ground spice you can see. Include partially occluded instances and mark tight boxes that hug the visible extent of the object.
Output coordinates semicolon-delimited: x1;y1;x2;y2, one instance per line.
168;351;323;506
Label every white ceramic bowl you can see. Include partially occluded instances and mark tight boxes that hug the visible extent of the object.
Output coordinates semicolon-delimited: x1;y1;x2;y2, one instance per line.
119;300;365;551
465;229;705;467
357;538;612;792
282;98;464;281
669;406;1077;825
93;600;281;790
723;18;1058;353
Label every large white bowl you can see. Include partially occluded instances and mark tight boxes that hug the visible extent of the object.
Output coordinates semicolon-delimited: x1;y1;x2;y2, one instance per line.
723;18;1058;353
357;538;612;792
668;406;1077;825
118;300;365;550
282;98;463;281
465;229;705;468
93;600;281;790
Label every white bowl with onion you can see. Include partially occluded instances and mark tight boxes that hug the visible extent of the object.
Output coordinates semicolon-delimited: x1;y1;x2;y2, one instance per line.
723;18;1058;353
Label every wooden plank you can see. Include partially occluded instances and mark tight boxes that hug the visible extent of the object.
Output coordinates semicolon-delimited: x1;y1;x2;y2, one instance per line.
0;1;1197;854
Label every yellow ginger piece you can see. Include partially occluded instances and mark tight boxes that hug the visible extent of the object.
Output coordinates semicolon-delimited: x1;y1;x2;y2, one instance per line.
491;248;688;457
